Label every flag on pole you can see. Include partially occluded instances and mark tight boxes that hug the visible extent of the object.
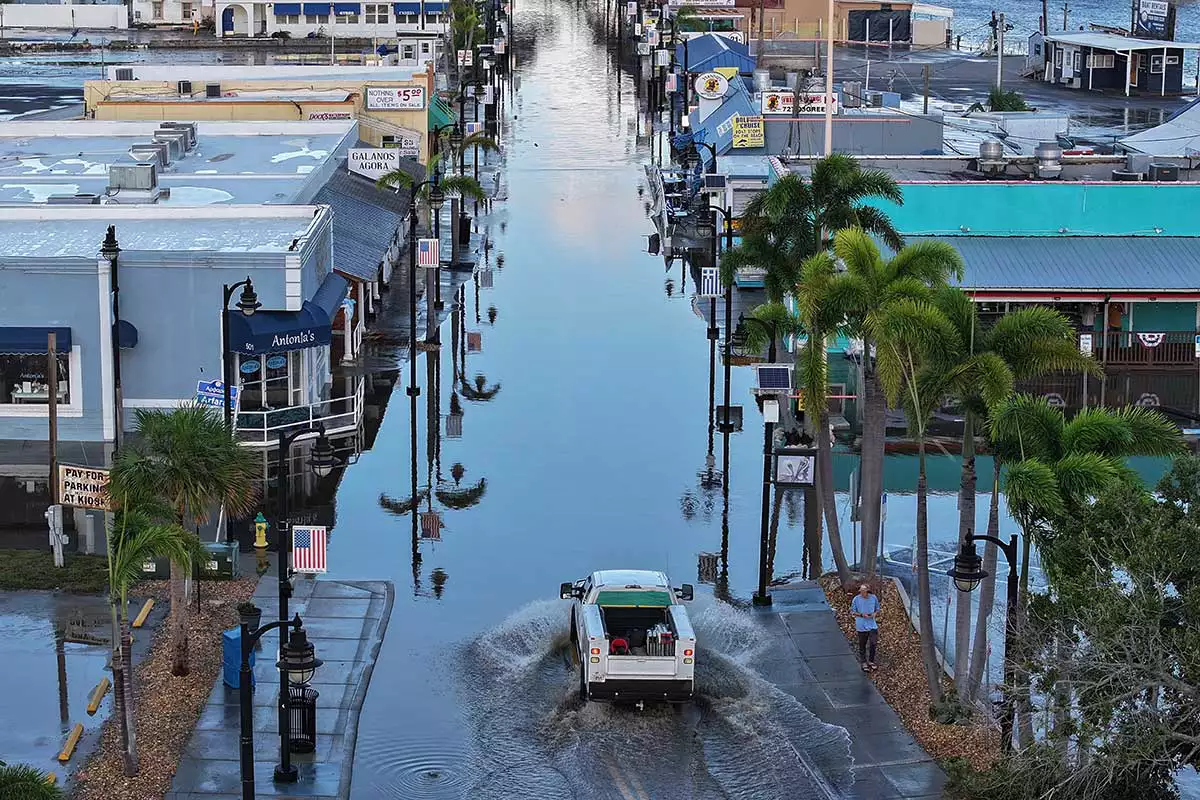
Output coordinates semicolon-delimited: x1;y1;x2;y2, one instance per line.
699;266;721;298
418;238;439;268
292;526;327;574
420;511;443;540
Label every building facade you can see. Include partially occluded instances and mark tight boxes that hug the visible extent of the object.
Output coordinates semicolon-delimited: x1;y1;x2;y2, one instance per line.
212;0;447;39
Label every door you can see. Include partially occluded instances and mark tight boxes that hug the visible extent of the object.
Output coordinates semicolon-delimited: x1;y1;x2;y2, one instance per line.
1129;53;1141;87
221;6;234;32
1062;46;1074;79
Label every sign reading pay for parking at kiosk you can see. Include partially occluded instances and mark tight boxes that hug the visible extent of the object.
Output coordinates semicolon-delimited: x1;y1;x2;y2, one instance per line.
59;464;111;511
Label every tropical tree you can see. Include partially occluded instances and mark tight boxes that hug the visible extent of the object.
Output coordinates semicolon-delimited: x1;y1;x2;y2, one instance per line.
109;404;259;677
105;505;203;776
441;129;500;176
829;229;964;580
935;292;1103;698
375;152;487;204
0;761;63;800
719;153;904;304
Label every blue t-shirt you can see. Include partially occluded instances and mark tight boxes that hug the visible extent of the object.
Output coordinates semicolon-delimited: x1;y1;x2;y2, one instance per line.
851;594;879;632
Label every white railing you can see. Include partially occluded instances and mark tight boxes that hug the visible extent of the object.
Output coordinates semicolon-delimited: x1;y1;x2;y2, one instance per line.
235;382;364;446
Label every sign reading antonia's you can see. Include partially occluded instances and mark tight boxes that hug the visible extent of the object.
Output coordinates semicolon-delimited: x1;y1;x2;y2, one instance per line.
59;464;111;511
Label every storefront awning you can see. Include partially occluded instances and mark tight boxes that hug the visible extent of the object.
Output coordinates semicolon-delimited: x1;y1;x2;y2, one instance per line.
226;274;349;355
333;2;360;12
275;2;302;13
302;2;331;14
429;94;454;129
394;2;420;11
117;320;138;350
0;327;72;355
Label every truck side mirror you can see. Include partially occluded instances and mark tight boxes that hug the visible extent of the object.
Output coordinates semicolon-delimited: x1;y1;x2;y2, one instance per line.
560;582;574;600
676;584;694;601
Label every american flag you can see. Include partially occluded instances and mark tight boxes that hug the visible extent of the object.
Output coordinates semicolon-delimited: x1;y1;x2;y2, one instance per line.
418;238;439;268
420;511;442;540
699;266;721;298
467;332;482;352
292;526;327;574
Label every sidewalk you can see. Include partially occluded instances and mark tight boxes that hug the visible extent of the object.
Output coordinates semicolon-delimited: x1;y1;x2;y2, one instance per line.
165;577;393;800
756;582;946;800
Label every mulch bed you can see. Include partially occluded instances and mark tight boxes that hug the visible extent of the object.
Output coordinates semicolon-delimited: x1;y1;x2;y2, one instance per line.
819;575;1000;771
72;577;257;800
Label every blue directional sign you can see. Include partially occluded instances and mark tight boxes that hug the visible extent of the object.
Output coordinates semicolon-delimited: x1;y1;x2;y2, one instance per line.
195;379;238;409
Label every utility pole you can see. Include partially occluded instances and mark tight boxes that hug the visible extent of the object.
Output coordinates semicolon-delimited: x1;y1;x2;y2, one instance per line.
1062;2;1069;31
923;64;930;113
1042;0;1049;33
822;0;834;155
47;331;64;568
996;12;1005;88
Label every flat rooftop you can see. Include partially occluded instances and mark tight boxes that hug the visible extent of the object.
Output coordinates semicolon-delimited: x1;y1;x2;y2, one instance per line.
102;65;427;83
0;120;355;205
0;205;322;257
105;89;354;104
775;154;1200;183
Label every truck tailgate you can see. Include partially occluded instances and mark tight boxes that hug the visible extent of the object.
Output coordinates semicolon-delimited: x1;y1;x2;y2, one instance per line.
606;656;677;677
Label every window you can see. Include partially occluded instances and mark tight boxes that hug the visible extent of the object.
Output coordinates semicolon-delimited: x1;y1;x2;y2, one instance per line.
425;11;440;23
1;352;70;406
1054;47;1063;68
1033;42;1041;56
1072;51;1082;72
1167;55;1181;65
182;1;192;17
238;351;302;413
152;1;164;17
1086;53;1115;69
306;13;328;22
365;3;388;22
402;44;415;59
397;12;417;23
1151;54;1165;74
334;11;358;22
420;41;430;53
276;13;300;22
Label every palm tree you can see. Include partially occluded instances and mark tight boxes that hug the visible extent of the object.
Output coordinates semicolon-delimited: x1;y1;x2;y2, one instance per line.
988;395;1183;742
719;153;904;304
934;290;1102;697
830;229;964;581
442;129;500;176
375;153;487;204
0;761;63;799
109;404;259;677
106;505;203;776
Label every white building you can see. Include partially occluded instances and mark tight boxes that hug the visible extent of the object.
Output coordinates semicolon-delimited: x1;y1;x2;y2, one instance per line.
131;0;215;25
213;0;448;41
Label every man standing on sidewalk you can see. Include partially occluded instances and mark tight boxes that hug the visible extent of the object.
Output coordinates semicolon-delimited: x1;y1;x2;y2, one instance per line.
851;583;880;671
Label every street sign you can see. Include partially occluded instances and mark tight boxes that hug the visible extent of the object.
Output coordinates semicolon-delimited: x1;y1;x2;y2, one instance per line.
292;525;327;574
58;464;111;511
195;379;238;409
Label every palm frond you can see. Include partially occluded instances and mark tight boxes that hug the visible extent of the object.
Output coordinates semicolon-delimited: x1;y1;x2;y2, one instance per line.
886;238;964;285
1053;452;1123;504
832;228;882;279
1003;457;1065;526
959;351;1014;409
0;762;65;799
1112;405;1185;457
441;175;486;202
989;394;1065;462
460;132;499;153
111;510;203;601
375;168;416;192
1061;408;1135;458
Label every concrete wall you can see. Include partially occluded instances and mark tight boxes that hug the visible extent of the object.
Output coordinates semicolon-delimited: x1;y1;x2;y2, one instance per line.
0;3;129;28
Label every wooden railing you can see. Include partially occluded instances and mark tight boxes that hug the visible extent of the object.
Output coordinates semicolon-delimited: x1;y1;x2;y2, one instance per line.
1094;331;1197;368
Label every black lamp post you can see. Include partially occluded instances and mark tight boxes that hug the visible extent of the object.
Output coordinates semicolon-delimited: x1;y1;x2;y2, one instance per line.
221;277;261;430
272;423;335;783
99;226;123;449
428;179;446;313
407;178;436;371
238;611;322;800
735;313;782;607
694;140;717;175
710;206;735;433
948;532;1020;751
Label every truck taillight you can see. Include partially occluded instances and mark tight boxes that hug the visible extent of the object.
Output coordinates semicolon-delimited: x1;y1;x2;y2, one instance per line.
590;647;601;655
684;649;693;657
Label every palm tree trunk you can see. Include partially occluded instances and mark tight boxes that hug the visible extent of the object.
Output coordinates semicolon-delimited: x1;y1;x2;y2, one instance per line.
804;485;822;579
119;616;138;775
859;368;886;577
169;561;189;676
766;485;784;583
953;411;977;694
916;438;942;703
966;458;1001;703
109;601;137;776
815;410;851;585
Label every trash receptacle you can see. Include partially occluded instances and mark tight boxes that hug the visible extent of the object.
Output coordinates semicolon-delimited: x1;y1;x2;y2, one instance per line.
288;685;319;753
222;628;255;689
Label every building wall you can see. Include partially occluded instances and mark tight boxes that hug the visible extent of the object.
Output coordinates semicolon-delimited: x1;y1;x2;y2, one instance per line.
1129;301;1196;332
93;100;358;122
0;3;129;27
131;0;215;23
1048;43;1186;93
214;0;450;39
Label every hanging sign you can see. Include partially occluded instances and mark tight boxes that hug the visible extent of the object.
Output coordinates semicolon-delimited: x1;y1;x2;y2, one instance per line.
494;37;506;54
626;1;636;14
695;71;729;100
195;379;238;409
666;73;678;92
731;114;764;148
58;464;111;511
773;448;816;487
761;90;838;115
484;84;495;104
1079;333;1093;354
647;28;659;45
457;49;474;66
349;144;418;176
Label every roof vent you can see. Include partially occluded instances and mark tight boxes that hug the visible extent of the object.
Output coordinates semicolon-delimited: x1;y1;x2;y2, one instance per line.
842;80;862;108
977;140;1007;176
153;130;187;160
129;141;169;168
177;80;193;96
115;67;134;81
46;193;101;205
160;121;197;149
1126;152;1153;175
106;162;168;203
1033;141;1062;180
205;82;221;98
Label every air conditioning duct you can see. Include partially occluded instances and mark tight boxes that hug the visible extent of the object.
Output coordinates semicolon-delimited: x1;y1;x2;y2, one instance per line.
1126;152;1153;175
153;130;187;160
206;82;221;98
177;80;193;96
842;80;862;108
109;163;158;191
1149;163;1179;182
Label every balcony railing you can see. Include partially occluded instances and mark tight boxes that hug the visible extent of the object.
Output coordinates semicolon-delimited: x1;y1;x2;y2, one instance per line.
1094;331;1198;368
235;382;364;446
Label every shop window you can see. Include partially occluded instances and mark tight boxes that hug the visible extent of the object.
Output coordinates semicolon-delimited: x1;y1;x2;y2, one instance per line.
182;1;192;17
420;41;430;53
1151;55;1165;74
1054;47;1063;68
425;11;440;23
1;353;70;406
1167;55;1180;65
152;1;164;17
402;43;415;59
277;13;300;22
1086;53;1114;69
335;11;358;22
238;351;302;411
306;12;329;22
1072;51;1082;72
365;3;388;23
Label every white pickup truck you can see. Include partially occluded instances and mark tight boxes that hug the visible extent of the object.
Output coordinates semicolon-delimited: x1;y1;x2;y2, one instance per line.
560;569;697;703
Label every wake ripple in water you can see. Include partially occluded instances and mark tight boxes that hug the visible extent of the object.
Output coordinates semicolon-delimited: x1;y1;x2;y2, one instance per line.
454;600;853;800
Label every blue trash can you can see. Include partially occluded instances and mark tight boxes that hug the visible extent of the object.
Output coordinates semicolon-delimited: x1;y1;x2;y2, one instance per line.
222;628;256;689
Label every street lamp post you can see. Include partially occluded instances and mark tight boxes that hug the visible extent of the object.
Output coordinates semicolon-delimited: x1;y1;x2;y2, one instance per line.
238;611;322;800
272;424;335;783
735;313;781;606
221;278;261;430
709;206;735;433
948;532;1021;751
99;226;123;449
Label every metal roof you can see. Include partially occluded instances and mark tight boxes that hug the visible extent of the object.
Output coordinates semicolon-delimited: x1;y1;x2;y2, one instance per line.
314;168;412;281
1120;97;1200;155
1044;31;1200;52
676;33;755;74
918;236;1200;292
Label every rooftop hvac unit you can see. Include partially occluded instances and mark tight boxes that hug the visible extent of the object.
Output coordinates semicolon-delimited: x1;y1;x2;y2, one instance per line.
1033;141;1063;180
842;80;862;107
177;80;193;96
153;130;187;160
129;141;169;168
865;91;884;107
108;162;158;191
1149;163;1179;182
1111;169;1142;182
205;82;221;98
46;193;101;205
160;121;197;149
1126;152;1153;175
978;140;1007;176
115;67;134;81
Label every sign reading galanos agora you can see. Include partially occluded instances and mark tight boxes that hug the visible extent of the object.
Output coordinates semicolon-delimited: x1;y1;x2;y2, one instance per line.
59;464;111;511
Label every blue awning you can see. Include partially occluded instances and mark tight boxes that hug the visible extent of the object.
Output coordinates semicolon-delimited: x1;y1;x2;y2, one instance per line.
332;2;359;12
274;2;301;13
225;274;349;355
394;1;419;11
302;2;330;14
0;327;72;355
424;1;447;10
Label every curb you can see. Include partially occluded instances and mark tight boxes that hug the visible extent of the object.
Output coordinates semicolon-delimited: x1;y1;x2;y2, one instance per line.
335;579;395;799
